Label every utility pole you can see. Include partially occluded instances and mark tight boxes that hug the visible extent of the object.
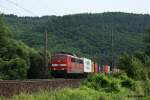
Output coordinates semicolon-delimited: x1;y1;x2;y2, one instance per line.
44;29;48;78
111;28;114;72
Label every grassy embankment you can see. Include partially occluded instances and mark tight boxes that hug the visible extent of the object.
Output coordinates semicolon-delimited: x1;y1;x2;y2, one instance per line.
0;73;150;100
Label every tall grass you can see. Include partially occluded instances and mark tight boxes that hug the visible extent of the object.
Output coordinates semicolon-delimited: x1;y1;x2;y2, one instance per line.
0;87;100;100
0;87;129;100
1;73;150;100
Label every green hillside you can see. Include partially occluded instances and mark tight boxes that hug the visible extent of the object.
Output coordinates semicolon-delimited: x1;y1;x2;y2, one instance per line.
3;12;150;64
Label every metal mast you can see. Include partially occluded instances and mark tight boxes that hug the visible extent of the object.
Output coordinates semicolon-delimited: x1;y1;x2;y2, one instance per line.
44;29;48;78
111;28;114;71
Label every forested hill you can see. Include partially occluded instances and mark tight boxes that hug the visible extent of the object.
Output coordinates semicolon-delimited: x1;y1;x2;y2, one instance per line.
3;12;150;63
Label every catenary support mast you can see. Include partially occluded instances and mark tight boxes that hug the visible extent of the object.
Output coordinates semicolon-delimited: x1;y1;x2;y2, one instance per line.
44;29;48;78
111;28;114;71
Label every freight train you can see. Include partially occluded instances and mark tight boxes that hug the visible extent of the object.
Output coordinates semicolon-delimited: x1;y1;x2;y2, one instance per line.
49;52;110;78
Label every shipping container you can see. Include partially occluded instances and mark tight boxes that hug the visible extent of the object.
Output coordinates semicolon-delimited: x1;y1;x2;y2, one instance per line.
92;61;95;73
104;64;109;74
83;58;92;73
94;63;98;73
108;65;110;74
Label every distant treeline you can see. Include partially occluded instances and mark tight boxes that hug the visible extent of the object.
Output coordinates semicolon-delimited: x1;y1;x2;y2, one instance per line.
3;12;150;64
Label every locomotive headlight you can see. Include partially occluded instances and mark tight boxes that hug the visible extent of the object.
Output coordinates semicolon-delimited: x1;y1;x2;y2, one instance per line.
52;64;58;66
60;64;66;66
53;68;56;70
52;64;66;67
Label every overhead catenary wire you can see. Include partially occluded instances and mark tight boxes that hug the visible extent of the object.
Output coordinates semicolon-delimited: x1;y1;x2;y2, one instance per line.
0;4;9;14
5;0;37;16
0;3;21;15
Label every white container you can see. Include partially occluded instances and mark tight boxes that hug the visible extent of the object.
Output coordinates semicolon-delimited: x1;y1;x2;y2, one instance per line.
83;58;92;72
108;66;110;73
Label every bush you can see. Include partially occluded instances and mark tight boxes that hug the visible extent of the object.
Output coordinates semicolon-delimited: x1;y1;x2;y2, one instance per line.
121;78;134;89
84;73;148;96
148;71;150;79
113;71;128;80
27;51;44;79
0;36;32;80
83;74;125;92
118;53;148;80
143;80;150;96
110;79;122;92
84;74;112;91
0;58;28;80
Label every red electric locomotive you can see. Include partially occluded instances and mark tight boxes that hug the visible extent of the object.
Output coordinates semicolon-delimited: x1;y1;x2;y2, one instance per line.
49;52;84;77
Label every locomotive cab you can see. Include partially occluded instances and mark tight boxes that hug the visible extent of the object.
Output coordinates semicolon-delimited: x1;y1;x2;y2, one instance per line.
50;54;68;77
49;52;84;78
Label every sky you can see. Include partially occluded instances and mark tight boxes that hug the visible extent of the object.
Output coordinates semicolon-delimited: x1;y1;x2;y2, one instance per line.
0;0;150;17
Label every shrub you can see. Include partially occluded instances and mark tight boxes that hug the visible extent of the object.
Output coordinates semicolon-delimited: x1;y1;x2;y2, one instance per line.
113;71;128;80
0;57;28;80
148;71;150;79
110;79;122;92
84;74;112;91
143;80;150;96
118;53;148;80
121;78;135;89
99;74;111;88
84;74;125;93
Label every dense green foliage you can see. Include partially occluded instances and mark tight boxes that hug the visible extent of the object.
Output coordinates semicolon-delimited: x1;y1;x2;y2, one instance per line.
27;51;51;79
117;53;149;80
0;16;47;79
0;17;29;79
3;12;150;63
144;28;150;55
84;73;150;99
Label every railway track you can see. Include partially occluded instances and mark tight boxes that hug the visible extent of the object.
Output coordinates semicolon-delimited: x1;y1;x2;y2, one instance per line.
0;79;84;97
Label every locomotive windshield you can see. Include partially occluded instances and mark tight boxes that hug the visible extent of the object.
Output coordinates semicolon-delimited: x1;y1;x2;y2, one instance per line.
52;55;67;60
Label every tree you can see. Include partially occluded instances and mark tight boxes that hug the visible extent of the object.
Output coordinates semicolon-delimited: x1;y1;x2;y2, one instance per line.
144;28;150;55
27;51;44;79
0;16;30;80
